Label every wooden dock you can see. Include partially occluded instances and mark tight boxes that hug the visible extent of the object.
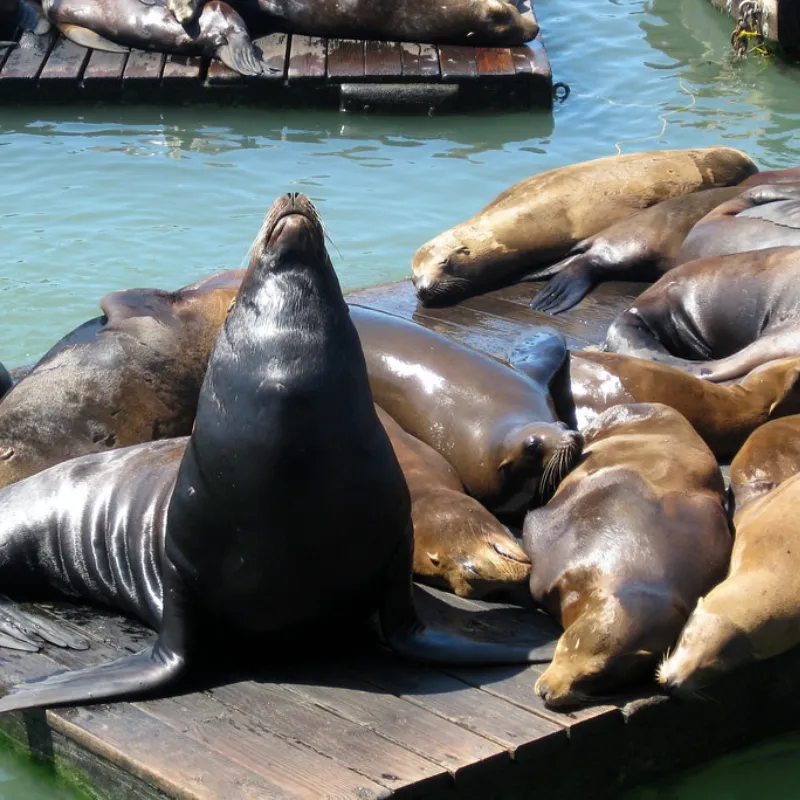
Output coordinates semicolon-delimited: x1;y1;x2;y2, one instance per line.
0;0;552;111
707;0;800;54
2;277;800;799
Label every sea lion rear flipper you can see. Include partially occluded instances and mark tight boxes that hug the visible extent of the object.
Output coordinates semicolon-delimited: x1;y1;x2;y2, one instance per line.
0;647;186;713
59;25;130;53
530;253;597;315
379;536;554;665
507;328;568;389
216;29;271;77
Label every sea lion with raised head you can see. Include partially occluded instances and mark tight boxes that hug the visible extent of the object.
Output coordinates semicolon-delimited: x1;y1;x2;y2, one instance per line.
510;337;800;459
0;193;547;714
658;469;800;699
676;184;800;265
603;246;800;382
352;312;582;514
0;270;243;490
376;405;530;599
411;147;758;305
522;403;732;707
43;0;266;76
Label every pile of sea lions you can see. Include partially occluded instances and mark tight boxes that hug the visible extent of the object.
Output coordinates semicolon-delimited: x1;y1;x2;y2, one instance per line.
1;146;800;715
18;0;537;78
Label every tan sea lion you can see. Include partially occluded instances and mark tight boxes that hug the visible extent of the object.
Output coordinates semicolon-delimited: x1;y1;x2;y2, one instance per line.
43;0;267;76
677;184;800;265
728;414;800;512
603;246;800;382
523;403;732;707
658;470;800;698
352;311;582;514
376;405;530;599
510;337;800;459
411;147;758;305
0;270;243;489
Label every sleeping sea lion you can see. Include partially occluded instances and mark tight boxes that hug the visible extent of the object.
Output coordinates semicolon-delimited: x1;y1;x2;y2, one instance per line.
43;0;267;76
658;469;800;698
352;313;582;514
0;192;544;715
602;246;800;382
376;405;530;599
510;337;800;460
0;270;242;490
677;184;800;265
523;403;732;707
411;147;758;305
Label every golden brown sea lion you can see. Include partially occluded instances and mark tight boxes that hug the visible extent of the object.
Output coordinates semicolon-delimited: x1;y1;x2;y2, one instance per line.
522;403;732;707
376;406;530;599
411;147;758;305
658;469;800;698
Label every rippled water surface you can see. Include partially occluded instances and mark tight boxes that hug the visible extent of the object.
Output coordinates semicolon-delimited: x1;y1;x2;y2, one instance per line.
0;0;799;794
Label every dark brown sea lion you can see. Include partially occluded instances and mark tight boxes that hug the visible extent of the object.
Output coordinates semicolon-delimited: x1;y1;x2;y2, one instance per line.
411;147;758;305
528;187;744;315
602;246;800;382
728;414;800;512
510;337;800;459
658;470;800;699
0;363;10;401
677;184;800;265
740;167;800;187
0;270;242;490
523;403;732;707
376;405;531;599
43;0;266;76
352;312;582;514
0;193;544;715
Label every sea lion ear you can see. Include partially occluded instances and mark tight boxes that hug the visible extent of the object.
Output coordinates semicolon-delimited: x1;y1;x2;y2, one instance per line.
507;328;567;388
767;366;800;417
426;552;441;567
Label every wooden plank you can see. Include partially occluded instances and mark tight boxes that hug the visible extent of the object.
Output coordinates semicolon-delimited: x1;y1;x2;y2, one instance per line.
161;53;203;82
364;41;402;77
475;47;515;76
326;38;364;79
438;45;478;79
38;35;89;81
206;57;243;85
399;42;439;77
254;32;288;77
277;665;510;780
82;49;128;82
287;35;326;80
510;44;536;74
0;29;55;81
122;49;164;81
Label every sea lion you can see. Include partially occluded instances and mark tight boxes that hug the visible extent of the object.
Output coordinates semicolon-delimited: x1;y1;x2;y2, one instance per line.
676;184;800;265
376;405;531;599
0;363;10;401
528;187;744;315
351;312;582;514
510;337;800;459
0;270;242;490
523;403;732;707
43;0;266;76
172;0;537;44
728;415;800;512
740;167;800;187
658;470;800;698
0;193;544;715
602;246;800;382
410;147;758;306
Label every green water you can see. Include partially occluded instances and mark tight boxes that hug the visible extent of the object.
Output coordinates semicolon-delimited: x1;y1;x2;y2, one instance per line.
0;0;799;794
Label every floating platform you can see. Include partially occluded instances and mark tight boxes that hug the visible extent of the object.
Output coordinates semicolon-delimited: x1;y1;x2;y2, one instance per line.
0;0;552;112
707;0;800;53
1;277;800;799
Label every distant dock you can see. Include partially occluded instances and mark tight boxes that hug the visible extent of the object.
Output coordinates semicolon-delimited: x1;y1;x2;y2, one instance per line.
1;277;799;799
0;0;553;112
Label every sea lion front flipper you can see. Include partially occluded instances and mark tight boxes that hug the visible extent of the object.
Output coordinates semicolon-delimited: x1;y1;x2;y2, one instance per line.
59;25;130;53
379;536;554;665
530;253;597;314
507;328;568;389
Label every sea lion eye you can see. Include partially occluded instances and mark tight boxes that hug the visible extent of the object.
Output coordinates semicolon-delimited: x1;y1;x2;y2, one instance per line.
524;435;543;456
